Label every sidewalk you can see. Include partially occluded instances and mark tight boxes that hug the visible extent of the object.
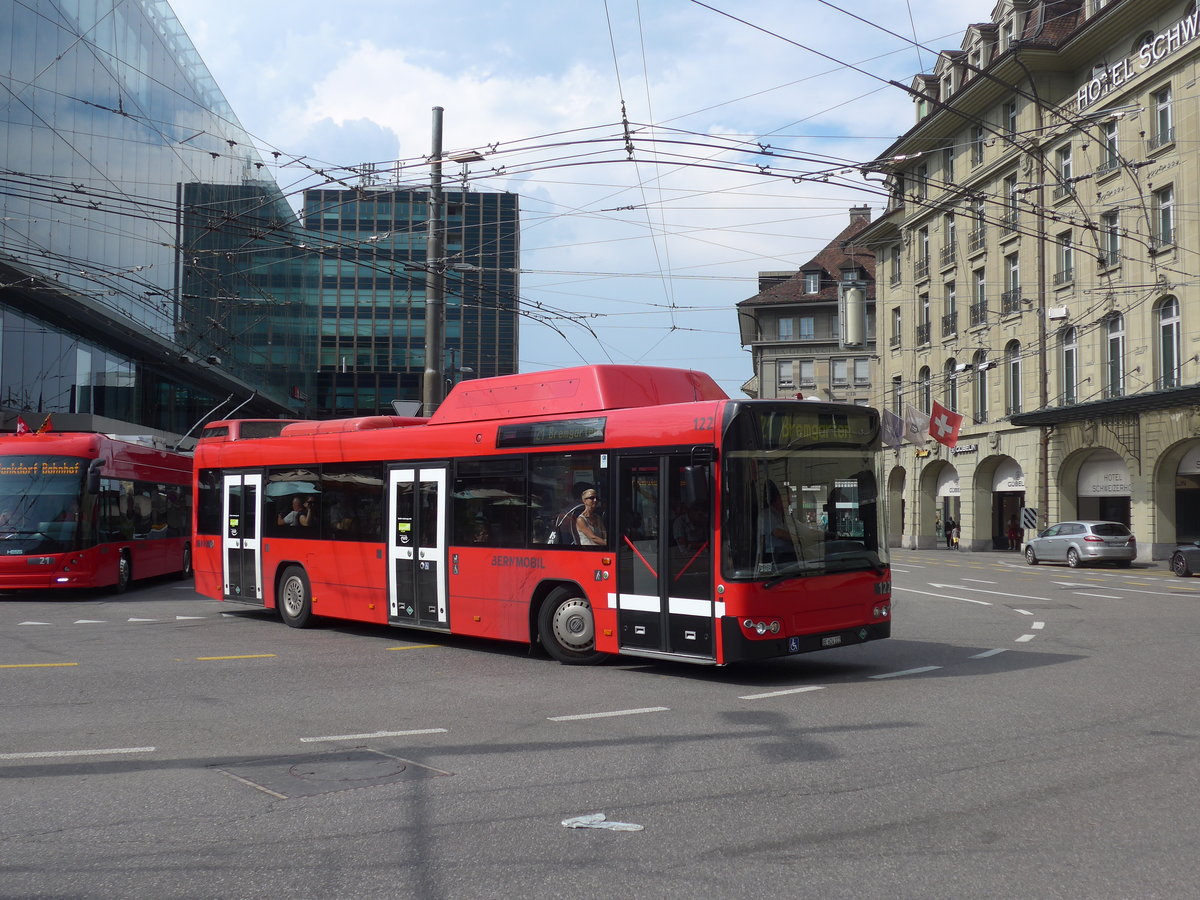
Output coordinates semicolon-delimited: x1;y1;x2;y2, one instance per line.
893;545;1172;571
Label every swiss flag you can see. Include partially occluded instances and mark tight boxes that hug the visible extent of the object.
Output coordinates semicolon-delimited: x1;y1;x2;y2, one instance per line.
15;416;30;435
928;400;964;449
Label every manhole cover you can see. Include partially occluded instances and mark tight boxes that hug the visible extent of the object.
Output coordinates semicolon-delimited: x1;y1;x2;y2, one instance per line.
213;748;450;799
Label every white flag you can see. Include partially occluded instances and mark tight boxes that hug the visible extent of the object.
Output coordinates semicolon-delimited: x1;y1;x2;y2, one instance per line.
904;404;930;445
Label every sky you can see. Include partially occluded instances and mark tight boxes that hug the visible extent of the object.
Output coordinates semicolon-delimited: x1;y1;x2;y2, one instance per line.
167;0;988;397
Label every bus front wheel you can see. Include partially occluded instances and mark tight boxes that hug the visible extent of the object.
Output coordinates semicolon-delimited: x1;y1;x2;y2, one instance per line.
278;566;314;628
538;587;604;665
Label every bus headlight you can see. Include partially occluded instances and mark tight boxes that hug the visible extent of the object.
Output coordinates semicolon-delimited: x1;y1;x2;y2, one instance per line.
741;617;783;638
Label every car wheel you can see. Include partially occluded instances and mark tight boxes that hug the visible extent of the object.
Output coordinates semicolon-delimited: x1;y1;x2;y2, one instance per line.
1173;553;1192;578
1024;546;1038;565
538;586;604;665
1066;548;1080;568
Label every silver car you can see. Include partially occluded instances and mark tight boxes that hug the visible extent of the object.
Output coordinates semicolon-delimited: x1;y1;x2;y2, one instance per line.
1024;520;1136;568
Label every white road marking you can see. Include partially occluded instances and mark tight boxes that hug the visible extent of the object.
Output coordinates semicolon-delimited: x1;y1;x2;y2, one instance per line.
0;746;155;760
962;579;997;584
299;728;448;743
1032;621;1045;630
1016;634;1036;642
869;666;941;679
176;616;206;620
548;706;670;722
18;622;51;626
970;649;1007;658
895;586;991;606
74;619;105;624
127;618;158;623
1075;592;1121;599
1013;609;1032;615
739;686;824;700
930;583;1055;603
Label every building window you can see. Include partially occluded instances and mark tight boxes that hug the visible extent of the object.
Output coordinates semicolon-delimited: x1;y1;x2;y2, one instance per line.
1100;120;1119;173
918;293;931;345
942;213;956;266
914;163;929;200
798;316;815;340
778;316;795;341
890;245;901;285
890;306;902;348
973;350;989;423
841;268;860;282
1152;86;1174;148
1003;172;1020;227
1061;326;1078;405
1054;145;1073;200
1004;100;1018;135
1056;231;1074;284
915;227;930;279
919;366;932;413
1157;296;1181;389
943;145;955;184
945;358;959;410
777;360;794;389
1105;314;1125;398
970;124;985;166
1153;185;1174;248
891;375;903;416
804;272;820;294
943;281;957;337
1006;340;1022;416
1100;210;1120;267
1001;253;1020;314
798;359;815;387
969;270;988;328
854;358;870;385
832;358;848;386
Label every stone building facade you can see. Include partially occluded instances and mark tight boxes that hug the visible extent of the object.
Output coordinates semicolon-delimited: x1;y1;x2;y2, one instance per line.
859;0;1200;559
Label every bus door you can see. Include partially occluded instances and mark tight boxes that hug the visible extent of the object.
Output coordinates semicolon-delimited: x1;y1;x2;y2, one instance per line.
616;454;714;659
387;465;449;630
222;473;263;603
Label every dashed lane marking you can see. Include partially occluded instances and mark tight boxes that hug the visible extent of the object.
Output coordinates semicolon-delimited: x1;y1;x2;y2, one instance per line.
548;706;670;722
869;666;941;679
0;662;78;669
195;654;276;661
739;686;824;700
300;728;448;743
971;649;1007;659
0;746;154;760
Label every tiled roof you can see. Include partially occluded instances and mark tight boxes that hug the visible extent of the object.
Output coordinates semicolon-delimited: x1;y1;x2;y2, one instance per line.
737;214;876;307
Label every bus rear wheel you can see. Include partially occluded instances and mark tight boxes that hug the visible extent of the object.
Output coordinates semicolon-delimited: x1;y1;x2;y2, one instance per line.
178;545;193;580
279;566;314;628
539;587;604;665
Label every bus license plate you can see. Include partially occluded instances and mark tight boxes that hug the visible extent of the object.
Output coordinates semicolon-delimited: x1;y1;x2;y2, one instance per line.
821;635;842;648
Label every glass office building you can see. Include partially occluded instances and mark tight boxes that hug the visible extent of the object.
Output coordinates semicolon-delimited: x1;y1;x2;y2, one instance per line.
303;188;519;417
1;0;307;437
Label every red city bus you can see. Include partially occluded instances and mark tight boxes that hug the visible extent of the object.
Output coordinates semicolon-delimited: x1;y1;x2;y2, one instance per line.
193;365;891;665
0;432;193;591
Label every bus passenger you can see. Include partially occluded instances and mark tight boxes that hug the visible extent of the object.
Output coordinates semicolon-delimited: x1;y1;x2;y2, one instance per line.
278;496;312;527
576;489;607;546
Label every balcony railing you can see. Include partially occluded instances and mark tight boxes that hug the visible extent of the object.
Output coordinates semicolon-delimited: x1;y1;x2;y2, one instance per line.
968;229;987;254
1097;156;1119;176
913;258;929;281
1051;184;1074;202
969;301;988;327
1001;211;1020;230
940;245;956;268
916;322;931;345
1000;289;1022;315
890;270;901;286
890;333;901;348
1053;267;1074;286
941;312;958;337
1099;248;1120;268
1149;126;1176;150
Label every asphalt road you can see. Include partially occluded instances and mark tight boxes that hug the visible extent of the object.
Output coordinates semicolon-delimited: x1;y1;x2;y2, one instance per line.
4;550;1200;899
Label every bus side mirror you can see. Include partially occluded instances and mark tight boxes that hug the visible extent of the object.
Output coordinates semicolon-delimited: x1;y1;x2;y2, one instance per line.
87;459;103;494
681;465;709;508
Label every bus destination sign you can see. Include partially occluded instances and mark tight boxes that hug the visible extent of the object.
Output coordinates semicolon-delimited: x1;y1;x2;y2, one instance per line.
0;459;82;478
496;417;607;449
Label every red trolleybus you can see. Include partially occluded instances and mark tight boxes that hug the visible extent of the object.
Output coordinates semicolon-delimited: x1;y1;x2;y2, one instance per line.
0;433;193;591
192;365;890;665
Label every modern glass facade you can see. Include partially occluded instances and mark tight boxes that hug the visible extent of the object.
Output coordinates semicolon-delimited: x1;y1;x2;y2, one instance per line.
303;188;519;417
1;0;305;436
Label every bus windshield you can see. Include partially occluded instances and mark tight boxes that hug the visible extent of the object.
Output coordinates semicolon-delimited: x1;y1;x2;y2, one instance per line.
0;455;87;553
721;403;886;581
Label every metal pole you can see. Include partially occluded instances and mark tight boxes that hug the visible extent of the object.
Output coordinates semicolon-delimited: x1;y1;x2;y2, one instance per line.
422;106;445;415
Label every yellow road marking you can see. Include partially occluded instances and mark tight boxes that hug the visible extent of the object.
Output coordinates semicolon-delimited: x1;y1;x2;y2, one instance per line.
0;662;78;669
386;644;439;651
195;654;277;661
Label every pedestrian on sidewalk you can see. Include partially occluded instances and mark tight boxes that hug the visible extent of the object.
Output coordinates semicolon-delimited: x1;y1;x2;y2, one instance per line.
944;516;956;549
